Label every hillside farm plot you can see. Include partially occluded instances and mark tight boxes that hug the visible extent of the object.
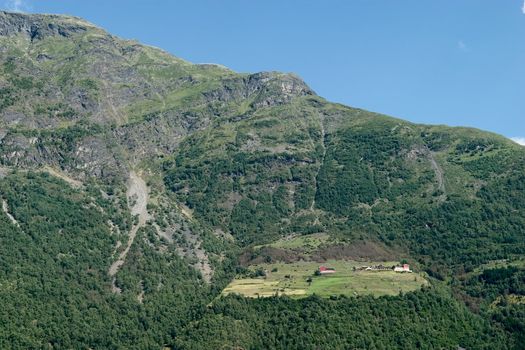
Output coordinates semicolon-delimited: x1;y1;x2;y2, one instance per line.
222;260;428;298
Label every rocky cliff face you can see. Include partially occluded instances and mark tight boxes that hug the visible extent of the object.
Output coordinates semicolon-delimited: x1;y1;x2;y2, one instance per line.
0;11;90;38
0;11;315;179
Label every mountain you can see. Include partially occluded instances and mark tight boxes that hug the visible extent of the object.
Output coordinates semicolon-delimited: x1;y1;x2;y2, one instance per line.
0;11;524;349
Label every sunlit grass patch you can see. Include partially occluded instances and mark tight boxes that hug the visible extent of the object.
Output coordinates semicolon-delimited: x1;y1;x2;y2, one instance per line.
222;260;428;299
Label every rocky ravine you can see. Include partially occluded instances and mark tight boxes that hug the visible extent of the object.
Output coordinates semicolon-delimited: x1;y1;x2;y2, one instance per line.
108;171;149;292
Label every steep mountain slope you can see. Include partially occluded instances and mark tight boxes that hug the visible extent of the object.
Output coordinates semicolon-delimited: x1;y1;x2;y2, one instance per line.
164;97;525;269
0;11;312;178
0;11;524;349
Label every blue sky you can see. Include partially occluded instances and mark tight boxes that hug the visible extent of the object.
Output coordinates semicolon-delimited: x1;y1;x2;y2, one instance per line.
3;0;525;144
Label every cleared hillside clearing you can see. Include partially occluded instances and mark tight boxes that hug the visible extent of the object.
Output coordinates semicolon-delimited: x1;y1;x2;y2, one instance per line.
222;260;428;298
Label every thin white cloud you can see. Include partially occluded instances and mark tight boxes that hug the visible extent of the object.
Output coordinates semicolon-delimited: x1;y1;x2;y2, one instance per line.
522;0;525;14
458;40;469;52
511;137;525;146
4;0;30;12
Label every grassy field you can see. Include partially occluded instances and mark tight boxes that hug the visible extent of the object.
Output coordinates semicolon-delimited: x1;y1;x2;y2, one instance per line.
222;260;428;298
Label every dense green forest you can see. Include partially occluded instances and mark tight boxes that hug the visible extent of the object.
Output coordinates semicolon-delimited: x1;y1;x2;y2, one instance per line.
0;171;516;348
175;290;508;350
457;265;525;348
0;172;230;348
2;165;523;349
165;100;525;270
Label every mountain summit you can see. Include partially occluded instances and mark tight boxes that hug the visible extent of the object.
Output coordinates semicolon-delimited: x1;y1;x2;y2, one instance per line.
0;11;95;38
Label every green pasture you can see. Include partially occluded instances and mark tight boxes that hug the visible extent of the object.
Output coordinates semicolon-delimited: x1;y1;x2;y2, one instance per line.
222;260;428;298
